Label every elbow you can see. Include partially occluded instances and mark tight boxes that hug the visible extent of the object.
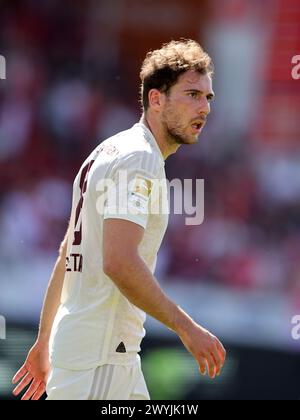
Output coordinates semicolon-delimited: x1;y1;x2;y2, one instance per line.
103;258;118;278
103;254;126;278
103;251;137;279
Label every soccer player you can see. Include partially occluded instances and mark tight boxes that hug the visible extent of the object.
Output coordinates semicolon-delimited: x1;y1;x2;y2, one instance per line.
12;39;226;400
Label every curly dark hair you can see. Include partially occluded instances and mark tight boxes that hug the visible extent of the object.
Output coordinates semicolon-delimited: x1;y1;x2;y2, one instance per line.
140;39;214;111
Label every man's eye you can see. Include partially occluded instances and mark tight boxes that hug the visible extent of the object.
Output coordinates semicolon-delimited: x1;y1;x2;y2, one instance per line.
189;92;198;98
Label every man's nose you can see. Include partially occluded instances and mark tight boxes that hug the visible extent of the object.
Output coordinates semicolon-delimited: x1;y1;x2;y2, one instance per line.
197;98;210;116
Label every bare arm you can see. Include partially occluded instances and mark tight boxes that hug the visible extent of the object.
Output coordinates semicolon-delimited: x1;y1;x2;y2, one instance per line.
37;227;69;344
12;227;69;400
103;219;226;378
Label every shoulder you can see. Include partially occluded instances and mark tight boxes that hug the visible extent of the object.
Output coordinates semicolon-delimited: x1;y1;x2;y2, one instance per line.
109;125;164;177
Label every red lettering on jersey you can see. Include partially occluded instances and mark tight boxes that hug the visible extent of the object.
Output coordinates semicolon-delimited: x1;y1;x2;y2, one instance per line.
66;254;83;273
73;158;96;246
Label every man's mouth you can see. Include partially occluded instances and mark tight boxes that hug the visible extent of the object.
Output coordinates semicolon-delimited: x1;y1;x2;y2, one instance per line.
191;120;205;132
192;122;203;129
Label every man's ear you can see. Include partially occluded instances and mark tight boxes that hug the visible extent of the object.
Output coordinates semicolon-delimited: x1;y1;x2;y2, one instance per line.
148;89;164;112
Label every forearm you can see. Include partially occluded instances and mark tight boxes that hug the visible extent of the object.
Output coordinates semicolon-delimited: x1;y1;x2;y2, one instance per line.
105;254;195;338
37;230;68;344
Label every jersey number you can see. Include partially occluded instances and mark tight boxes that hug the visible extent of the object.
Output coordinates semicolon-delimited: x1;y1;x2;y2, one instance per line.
73;159;96;246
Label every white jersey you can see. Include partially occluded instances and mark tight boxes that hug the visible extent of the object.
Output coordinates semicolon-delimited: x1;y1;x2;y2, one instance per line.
49;122;168;370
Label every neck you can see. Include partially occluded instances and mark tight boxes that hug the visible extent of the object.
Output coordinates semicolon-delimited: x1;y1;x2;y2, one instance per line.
140;113;180;160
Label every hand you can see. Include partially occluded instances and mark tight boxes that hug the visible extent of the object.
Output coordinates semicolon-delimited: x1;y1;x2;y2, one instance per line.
179;323;226;379
12;340;50;400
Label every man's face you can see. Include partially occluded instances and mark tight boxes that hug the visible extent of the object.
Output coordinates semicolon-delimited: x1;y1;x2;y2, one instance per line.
160;70;214;145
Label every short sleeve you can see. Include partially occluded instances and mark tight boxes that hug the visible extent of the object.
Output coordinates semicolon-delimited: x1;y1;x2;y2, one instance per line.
103;151;161;229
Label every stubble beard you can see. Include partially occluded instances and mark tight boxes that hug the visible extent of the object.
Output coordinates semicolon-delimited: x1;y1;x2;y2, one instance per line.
161;105;198;146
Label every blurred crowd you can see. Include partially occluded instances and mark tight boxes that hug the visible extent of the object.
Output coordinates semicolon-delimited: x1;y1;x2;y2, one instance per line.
0;0;299;300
